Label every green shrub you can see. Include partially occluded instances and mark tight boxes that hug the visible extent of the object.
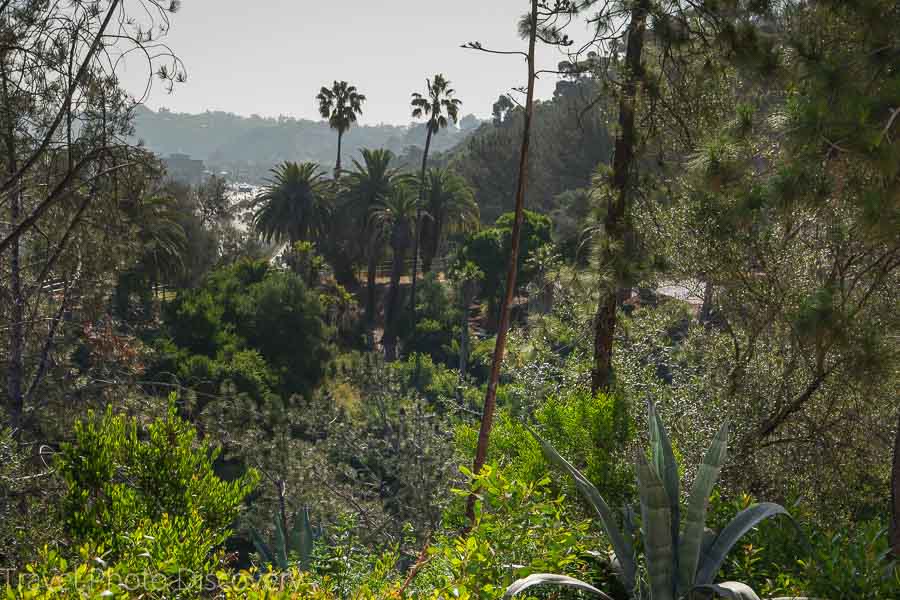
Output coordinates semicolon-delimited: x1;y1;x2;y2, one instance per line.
152;261;334;403
712;492;900;599
455;390;634;509
458;210;552;319
416;465;617;599
57;399;258;562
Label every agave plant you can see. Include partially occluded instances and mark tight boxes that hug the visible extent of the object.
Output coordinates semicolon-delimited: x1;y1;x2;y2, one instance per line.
507;403;797;600
250;507;316;571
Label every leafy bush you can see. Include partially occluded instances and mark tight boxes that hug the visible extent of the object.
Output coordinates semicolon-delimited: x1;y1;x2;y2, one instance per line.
711;493;900;599
456;389;634;509
0;429;62;567
151;260;334;404
57;399;258;563
415;465;618;599
458;210;552;320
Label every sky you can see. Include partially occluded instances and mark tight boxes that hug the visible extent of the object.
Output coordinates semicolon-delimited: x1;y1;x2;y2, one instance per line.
118;0;592;126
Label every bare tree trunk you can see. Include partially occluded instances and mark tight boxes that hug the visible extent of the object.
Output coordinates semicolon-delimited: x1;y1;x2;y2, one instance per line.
590;0;649;396
421;212;442;274
891;409;900;558
366;241;379;329
383;242;406;361
699;278;714;323
459;307;470;383
410;127;433;319
467;0;538;525
335;130;343;178
459;282;474;386
1;57;24;434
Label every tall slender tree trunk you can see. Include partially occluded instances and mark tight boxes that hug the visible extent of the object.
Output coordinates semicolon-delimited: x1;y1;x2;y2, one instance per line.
699;278;714;323
467;0;538;525
590;0;649;396
335;130;343;178
1;58;23;435
458;282;475;384
421;213;441;274
383;238;407;361
891;409;900;558
410;128;433;318
366;239;379;329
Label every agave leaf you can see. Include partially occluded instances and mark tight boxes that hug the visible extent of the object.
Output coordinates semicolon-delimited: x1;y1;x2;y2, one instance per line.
249;527;275;565
528;426;636;591
504;573;615;598
679;421;729;593
274;517;288;569
636;450;676;600
696;503;790;584
691;581;761;600
296;507;315;569
648;402;681;576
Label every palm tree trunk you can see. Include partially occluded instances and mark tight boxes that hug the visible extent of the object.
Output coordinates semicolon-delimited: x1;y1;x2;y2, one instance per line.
335;130;343;178
590;0;649;396
366;239;379;329
459;283;474;384
383;243;406;361
410;128;433;317
467;0;538;525
891;408;900;558
421;214;441;273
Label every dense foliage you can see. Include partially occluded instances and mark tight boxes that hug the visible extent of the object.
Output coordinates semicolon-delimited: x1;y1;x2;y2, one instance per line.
1;0;898;598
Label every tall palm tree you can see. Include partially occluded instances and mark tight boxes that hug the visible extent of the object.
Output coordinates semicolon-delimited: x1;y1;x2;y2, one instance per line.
409;74;462;314
418;167;478;273
133;194;188;293
370;186;421;361
343;148;405;327
253;161;331;245
317;81;367;177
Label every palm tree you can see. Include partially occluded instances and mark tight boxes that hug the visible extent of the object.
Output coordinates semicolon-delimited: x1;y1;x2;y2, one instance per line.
132;194;188;288
317;81;367;177
417;167;478;273
343;148;405;327
253;162;331;246
409;74;462;314
370;186;421;361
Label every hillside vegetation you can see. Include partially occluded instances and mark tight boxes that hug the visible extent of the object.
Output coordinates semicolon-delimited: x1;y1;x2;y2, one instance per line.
1;1;898;598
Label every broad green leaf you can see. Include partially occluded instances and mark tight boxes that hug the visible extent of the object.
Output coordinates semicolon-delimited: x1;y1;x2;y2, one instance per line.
649;402;681;577
528;426;636;591
692;581;761;600
679;421;729;593
696;503;790;584
636;450;676;600
505;573;614;598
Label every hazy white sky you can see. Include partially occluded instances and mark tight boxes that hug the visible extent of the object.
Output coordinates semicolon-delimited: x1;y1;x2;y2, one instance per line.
119;0;592;125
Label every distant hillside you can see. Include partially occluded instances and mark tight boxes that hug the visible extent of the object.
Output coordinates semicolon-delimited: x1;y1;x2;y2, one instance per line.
131;106;481;181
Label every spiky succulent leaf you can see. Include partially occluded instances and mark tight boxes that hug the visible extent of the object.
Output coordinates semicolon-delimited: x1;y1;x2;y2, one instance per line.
291;507;315;569
274;517;288;569
249;526;275;566
692;581;762;600
636;450;676;600
529;426;636;591
505;574;615;598
696;503;790;584
648;402;681;578
678;421;729;593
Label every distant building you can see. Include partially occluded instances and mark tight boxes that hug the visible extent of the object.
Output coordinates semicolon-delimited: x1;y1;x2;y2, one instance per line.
163;153;205;185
